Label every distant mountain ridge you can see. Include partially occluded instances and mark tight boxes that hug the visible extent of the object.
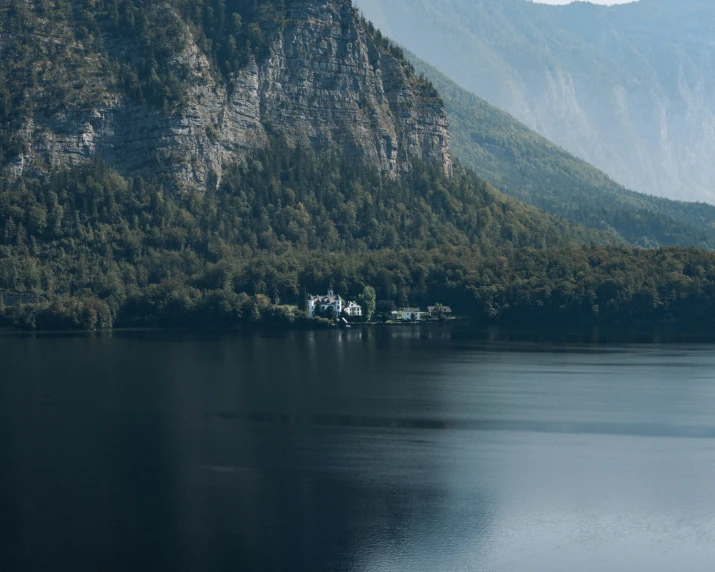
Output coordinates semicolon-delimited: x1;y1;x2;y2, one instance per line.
355;0;715;203
409;53;715;249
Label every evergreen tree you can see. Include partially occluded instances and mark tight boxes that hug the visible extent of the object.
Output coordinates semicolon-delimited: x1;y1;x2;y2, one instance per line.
359;286;376;321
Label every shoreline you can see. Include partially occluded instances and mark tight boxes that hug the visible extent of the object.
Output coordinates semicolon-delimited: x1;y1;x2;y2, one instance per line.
4;321;715;344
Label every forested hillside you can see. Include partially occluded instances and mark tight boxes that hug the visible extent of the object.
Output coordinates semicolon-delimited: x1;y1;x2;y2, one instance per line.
3;0;715;331
5;138;715;332
410;55;715;250
0;136;620;329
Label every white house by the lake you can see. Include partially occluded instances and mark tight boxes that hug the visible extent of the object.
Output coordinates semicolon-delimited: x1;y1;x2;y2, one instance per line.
307;289;362;319
344;301;363;317
391;308;424;321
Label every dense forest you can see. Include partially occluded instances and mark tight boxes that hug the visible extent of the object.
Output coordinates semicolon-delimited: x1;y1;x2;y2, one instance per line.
3;137;715;331
0;136;617;330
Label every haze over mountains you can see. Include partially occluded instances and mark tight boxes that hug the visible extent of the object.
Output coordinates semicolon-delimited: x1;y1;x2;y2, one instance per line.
355;0;715;203
409;53;715;249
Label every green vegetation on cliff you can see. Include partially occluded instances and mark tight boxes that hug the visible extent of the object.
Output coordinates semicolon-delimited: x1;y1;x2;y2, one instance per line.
1;0;448;185
0;0;284;149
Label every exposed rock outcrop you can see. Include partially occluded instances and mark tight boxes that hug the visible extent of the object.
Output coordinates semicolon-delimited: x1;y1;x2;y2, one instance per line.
1;0;450;188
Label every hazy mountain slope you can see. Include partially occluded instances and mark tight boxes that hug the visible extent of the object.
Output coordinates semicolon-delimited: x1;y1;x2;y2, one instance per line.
354;0;715;203
0;0;450;189
411;54;715;249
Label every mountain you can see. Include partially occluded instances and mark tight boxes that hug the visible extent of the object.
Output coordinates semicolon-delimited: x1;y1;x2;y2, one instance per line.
2;0;634;330
409;53;715;249
354;0;715;203
0;0;450;188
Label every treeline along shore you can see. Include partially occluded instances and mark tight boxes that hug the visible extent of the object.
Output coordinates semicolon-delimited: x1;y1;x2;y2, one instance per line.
3;241;715;331
3;141;715;331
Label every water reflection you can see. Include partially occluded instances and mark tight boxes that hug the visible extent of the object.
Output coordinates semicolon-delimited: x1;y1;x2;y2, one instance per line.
3;330;715;571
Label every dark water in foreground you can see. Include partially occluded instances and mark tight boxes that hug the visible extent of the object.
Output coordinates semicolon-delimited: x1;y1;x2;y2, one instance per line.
3;328;715;571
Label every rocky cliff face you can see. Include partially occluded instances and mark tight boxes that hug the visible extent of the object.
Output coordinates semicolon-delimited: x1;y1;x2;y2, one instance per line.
1;0;451;188
355;0;715;203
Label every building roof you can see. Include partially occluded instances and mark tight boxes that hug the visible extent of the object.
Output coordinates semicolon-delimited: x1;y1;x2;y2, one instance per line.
310;295;341;304
428;306;452;313
403;308;421;313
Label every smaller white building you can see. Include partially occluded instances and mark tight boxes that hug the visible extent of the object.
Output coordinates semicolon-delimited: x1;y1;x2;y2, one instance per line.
391;308;423;321
344;301;363;317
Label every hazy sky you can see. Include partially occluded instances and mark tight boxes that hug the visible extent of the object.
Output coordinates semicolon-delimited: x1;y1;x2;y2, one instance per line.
533;0;638;4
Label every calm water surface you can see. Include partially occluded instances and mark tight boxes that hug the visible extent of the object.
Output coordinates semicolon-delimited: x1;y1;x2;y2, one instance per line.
3;328;715;571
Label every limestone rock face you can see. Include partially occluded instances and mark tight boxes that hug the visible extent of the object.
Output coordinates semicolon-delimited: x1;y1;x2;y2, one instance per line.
261;0;450;176
3;0;451;188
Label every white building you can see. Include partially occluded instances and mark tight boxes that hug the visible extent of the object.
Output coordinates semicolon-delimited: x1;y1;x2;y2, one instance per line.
307;289;343;318
344;301;363;317
391;308;423;321
307;289;364;320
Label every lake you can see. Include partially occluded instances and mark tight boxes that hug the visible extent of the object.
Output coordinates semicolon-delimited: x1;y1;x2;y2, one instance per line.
3;327;715;571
